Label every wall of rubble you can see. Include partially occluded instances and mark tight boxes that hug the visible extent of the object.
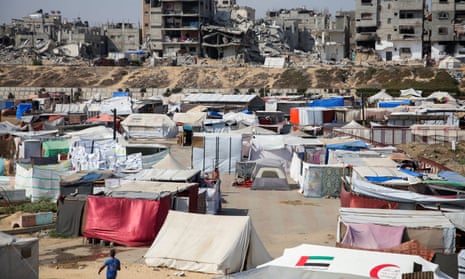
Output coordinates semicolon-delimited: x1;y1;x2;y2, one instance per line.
0;87;354;101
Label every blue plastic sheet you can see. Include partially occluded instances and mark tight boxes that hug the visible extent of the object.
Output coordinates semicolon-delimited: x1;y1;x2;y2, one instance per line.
16;103;32;119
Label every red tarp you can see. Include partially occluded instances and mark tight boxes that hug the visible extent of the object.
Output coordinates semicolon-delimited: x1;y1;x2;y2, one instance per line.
83;195;171;246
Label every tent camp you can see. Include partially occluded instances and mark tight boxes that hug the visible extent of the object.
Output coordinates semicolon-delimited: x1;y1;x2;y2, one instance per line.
0;232;39;279
259;244;449;279
145;210;272;274
251;159;289;190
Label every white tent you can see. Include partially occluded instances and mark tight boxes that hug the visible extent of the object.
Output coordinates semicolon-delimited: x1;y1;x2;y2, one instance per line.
438;56;461;69
260;244;449;279
172;112;207;127
144;210;272;274
400;88;422;98
152;152;187;169
367;90;393;104
0;232;39;279
121;114;178;139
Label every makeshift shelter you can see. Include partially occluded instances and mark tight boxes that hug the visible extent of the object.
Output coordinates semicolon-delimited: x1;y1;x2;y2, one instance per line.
299;163;344;198
367;90;393;104
325;140;368;164
15;162;73;202
251;159;289;190
378;99;411;108
0;232;39;279
215;265;369;279
42;139;69;157
259;244;447;279
289;107;334;126
308;97;344;107
121;113;178;139
83;194;172;246
144;210;272;274
337;208;457;254
56;194;87;236
438;56;461;69
192;133;242;174
400;88;422;98
172;112;207;128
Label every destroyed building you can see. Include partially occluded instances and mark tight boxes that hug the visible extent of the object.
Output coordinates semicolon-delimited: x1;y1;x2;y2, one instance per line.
355;0;424;62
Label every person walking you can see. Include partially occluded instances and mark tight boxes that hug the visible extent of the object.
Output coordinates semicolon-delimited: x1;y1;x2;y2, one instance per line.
98;249;121;279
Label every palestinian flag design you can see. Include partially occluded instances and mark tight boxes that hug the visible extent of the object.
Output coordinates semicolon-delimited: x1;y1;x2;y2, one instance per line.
295;256;334;269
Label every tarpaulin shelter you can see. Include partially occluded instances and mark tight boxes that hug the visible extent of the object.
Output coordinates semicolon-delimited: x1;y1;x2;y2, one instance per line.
251;159;289;191
42;139;69;157
16;103;32;119
324;140;368;164
299;163;344;198
56;194;87;236
121;113;178;139
144;210;272;274
378;99;411;108
259;244;448;279
289;107;334;126
0;232;39;279
192;133;242;174
83;195;171;246
15;161;73;202
338;208;457;254
308;97;344;107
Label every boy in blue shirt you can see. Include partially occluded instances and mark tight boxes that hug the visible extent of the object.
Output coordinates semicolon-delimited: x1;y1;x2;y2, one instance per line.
98;249;121;279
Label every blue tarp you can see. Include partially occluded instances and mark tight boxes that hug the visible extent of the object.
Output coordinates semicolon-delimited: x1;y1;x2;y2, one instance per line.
308;97;344;107
16;103;32;119
378;100;411;108
324;140;368;164
112;91;129;97
208;111;223;118
241;109;252;114
438;170;465;184
365;176;406;183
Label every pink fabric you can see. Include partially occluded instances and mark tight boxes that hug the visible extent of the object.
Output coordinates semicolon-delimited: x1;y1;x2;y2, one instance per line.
342;223;405;249
83;195;171;246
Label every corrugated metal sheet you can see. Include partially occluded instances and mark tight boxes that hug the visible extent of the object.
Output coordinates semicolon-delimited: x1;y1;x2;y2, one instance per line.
183;93;257;103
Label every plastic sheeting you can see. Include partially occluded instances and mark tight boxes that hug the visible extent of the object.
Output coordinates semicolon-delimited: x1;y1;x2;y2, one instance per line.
341;223;405;249
0;232;39;279
145;211;272;274
192;134;242;174
83;195;171;246
16;103;32;119
300;163;343;198
15;162;73;202
308;97;344;107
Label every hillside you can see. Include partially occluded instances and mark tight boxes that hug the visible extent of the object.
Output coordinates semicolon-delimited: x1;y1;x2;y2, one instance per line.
0;64;464;96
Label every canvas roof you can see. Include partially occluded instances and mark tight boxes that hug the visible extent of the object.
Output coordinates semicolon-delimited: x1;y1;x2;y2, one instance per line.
107;180;197;199
228;125;276;135
339;208;455;229
122;113;175;127
124;168;199;182
172;112;207;126
367;90;393;104
259;244;444;278
54;103;87;114
145;210;272;274
152;152;187;169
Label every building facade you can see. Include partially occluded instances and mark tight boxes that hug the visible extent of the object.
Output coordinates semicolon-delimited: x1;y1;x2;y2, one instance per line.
355;0;425;62
430;0;465;61
144;0;215;58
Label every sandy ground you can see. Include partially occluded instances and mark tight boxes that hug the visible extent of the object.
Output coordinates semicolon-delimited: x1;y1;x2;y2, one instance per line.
9;145;341;279
38;174;340;279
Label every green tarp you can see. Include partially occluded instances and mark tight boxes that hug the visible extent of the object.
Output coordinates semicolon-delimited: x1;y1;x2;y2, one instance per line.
42;140;69;157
